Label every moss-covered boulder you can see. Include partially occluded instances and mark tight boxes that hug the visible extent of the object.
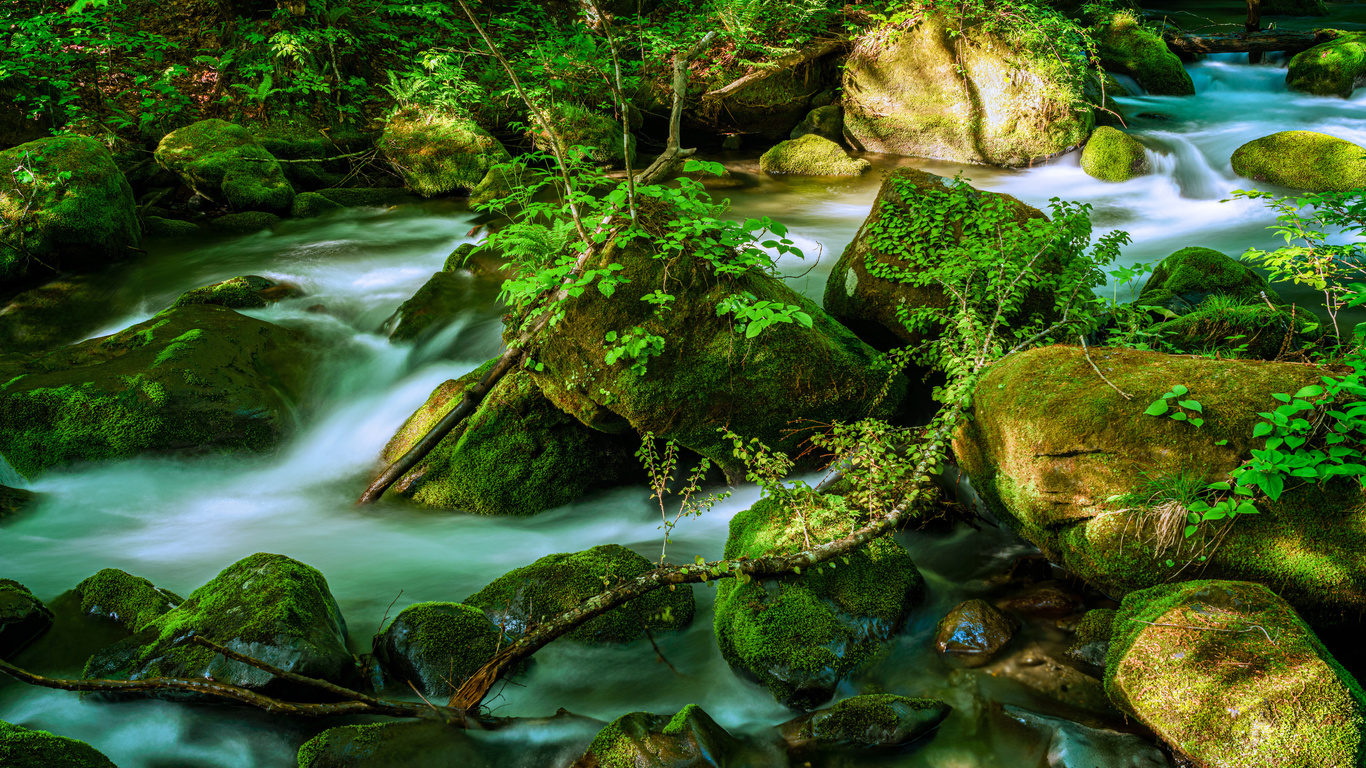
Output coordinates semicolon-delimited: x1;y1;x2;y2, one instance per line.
209;211;281;233
1137;247;1280;311
172;274;301;310
0;136;140;292
1107;580;1366;766
522;207;906;480
464;544;693;643
934;598;1017;667
1065;608;1114;668
84;552;355;699
292;191;344;219
155;119;294;212
378;271;468;343
378;108;510;197
0;272;123;354
0;303;311;478
0;580;52;657
373;602;502;698
1231;131;1366;192
573;705;741;768
380;363;640;515
142;216;200;237
73;569;182;633
297;722;483;768
1091;13;1195;96
759;134;870;176
790;103;843;143
1080;126;1150;182
1151;301;1321;360
822;168;1062;353
251;122;368;191
954;345;1366;623
0;484;36;521
687;57;833;140
0;721;118;768
715;495;924;708
780;694;950;752
843;12;1092;165
1287;33;1366;98
534;102;635;168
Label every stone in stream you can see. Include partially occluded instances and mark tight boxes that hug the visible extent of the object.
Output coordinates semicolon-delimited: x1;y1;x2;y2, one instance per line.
0;580;53;658
83;552;357;700
155;119;294;213
758;134;870;177
0;270;129;355
1080;126;1150;182
0;720;118;768
1106;580;1366;767
209;210;281;233
572;705;747;768
0;303;312;478
1137;247;1281;313
1003;706;1170;768
72;568;183;634
1090;13;1194;95
373;602;502;698
0;484;36;521
779;694;951;752
464;544;693;643
790;103;843;143
378;271;470;343
378;108;510;200
996;581;1083;619
298;712;600;768
1287;33;1366;98
985;643;1117;716
1063;609;1115;669
291;191;345;219
714;495;924;709
1231;130;1366;192
934;599;1017;668
171;274;302;310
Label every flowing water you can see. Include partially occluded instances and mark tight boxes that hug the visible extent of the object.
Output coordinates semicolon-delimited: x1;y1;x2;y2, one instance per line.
3;39;1366;768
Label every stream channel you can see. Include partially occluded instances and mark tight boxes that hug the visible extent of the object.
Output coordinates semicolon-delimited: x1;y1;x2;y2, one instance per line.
4;26;1366;768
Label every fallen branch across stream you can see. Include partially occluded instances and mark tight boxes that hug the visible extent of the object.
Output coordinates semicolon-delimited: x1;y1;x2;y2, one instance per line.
1163;28;1338;59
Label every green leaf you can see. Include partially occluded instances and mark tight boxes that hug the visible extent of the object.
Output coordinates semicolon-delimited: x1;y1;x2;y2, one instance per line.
1293;385;1325;399
1214;439;1229;446
1273;392;1292;403
1170;412;1188;422
1206;481;1231;491
1184;525;1199;538
1178;400;1203;413
1236;501;1259;516
1172;384;1188;397
744;323;763;339
1144;400;1170;416
1191;417;1205;428
1253;422;1274;438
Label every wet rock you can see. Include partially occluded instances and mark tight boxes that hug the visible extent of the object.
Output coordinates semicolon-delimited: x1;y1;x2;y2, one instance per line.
142;215;201;237
715;495;924;709
1107;580;1366;767
1231;130;1366;192
73;568;182;633
0;720;118;768
155;119;294;213
1081;126;1150;182
1287;33;1365;98
297;716;598;768
1091;14;1194;95
209;210;281;233
997;582;1083;619
379;108;510;198
759;134;869;176
1064;609;1114;669
292;191;344;219
172;274;301;310
935;599;1017;667
315;187;416;208
0;272;122;354
0;304;311;477
382;364;640;515
0;580;52;658
443;243;514;281
373;602;502;698
0;136;140;293
843;12;1091;165
780;694;950;751
790;103;843;143
0;485;36;521
84;553;355;700
379;271;469;343
1004;706;1170;768
465;544;692;643
572;705;741;768
985;644;1116;716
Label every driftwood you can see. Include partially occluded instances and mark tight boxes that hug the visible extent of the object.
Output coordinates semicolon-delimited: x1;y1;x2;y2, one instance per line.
1163;29;1338;59
701;39;848;102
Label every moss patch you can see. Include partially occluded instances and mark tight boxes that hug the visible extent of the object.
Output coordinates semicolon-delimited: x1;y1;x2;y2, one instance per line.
209;211;281;233
1138;247;1281;310
583;706;737;768
1287;33;1366;98
73;568;182;633
374;602;502;698
1231;130;1366;192
1080;126;1150;182
155;119;294;212
291;191;344;219
1092;13;1194;96
0;579;53;657
378;108;509;197
759;134;870;176
172;275;298;310
799;694;951;748
0;721;117;768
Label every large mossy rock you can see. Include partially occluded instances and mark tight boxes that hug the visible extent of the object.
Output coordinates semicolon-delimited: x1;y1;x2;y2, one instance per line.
0;304;310;478
791;103;843;143
84;553;355;699
378;108;510;197
759;134;870;176
573;705;742;768
1231;131;1366;192
1287;33;1366;98
0;721;118;768
172;274;300;310
464;544;693;643
155;119;294;212
714;496;924;709
0;580;52;657
1137;247;1280;312
519;208;906;480
780;694;951;752
374;602;502;698
822;168;1060;352
690;58;834;140
954;346;1366;623
1107;580;1366;766
1080;126;1150;182
843;13;1092;166
72;568;182;634
0;272;122;354
381;363;639;515
378;271;468;343
1091;14;1195;96
0;136;140;292
535;102;635;168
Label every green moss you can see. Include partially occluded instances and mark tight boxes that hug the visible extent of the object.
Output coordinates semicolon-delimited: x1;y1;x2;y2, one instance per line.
661;703;701;736
378;108;510;197
535;102;635;168
380;272;467;342
0;721;117;768
291;191;343;219
297;723;395;768
1106;580;1366;767
464;544;693;643
314;187;416;207
791;104;843;142
73;569;182;633
1080;126;1150;182
1287;33;1366;98
210;211;281;233
172;275;288;310
0;579;53;656
142;216;200;237
1152;301;1320;360
759;134;870;176
155;119;294;212
1092;13;1195;96
374;602;501;697
584;706;734;768
808;694;949;745
1138;247;1281;309
1071;608;1115;646
1231;130;1366;192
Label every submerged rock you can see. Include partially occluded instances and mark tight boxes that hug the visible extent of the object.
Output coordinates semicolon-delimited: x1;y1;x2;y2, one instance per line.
464;544;693;643
0;136;140;292
381;363;639;515
73;568;182;634
0;720;118;768
1004;706;1169;768
1231;130;1366;192
934;599;1017;667
379;271;468;343
172;274;301;310
573;705;741;768
0;485;36;521
0;580;52;657
714;495;924;709
155;119;294;213
0;304;311;478
759;134;870;176
1080;126;1150;182
373;601;502;698
83;553;355;699
1107;580;1366;767
986;643;1115;715
1091;14;1194;96
379;108;510;197
780;694;950;751
1287;33;1365;98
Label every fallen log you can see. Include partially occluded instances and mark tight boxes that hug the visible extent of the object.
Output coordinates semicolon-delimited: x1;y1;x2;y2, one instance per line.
701;38;848;101
1163;28;1339;60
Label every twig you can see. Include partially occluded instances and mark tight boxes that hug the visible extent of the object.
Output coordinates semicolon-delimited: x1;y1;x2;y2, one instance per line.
1128;617;1277;645
1080;335;1132;400
240;149;372;163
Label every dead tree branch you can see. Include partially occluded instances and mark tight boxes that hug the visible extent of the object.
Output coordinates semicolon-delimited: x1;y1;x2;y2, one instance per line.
633;32;717;185
701;39;847;101
1163;28;1338;59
